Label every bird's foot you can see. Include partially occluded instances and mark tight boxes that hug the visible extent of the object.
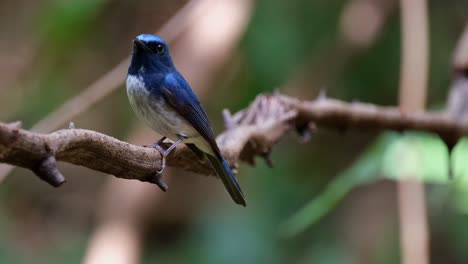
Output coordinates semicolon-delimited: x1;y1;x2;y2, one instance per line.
156;154;167;174
143;136;185;192
143;136;169;190
143;136;167;150
145;137;170;173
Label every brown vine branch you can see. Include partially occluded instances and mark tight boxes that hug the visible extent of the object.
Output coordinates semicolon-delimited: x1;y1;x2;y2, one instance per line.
0;93;466;187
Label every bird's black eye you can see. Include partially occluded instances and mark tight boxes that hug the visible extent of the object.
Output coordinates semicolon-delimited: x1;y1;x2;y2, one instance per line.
156;43;164;54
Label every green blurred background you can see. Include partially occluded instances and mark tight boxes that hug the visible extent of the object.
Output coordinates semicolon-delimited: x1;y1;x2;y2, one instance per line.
1;0;468;263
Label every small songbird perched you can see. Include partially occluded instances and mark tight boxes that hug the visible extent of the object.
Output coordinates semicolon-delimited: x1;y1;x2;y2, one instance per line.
126;34;246;206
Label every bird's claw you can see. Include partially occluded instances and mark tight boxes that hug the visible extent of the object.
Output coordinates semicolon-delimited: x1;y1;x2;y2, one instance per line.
156;155;166;174
146;143;168;190
146;143;166;154
142;136;184;192
143;136;167;150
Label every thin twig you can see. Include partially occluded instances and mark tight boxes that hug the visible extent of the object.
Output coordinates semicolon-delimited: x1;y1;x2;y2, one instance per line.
0;93;466;187
397;0;430;263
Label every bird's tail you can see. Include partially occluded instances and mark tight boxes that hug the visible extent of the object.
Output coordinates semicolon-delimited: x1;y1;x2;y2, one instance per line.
207;154;246;207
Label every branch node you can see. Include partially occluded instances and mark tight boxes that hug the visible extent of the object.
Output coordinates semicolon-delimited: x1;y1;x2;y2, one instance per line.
7;121;22;130
317;88;328;100
223;109;236;130
32;156;66;187
3;122;23;144
143;173;168;192
44;142;52;152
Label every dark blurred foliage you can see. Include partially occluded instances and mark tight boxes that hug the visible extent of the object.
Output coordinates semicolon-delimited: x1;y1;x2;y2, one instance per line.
1;0;468;263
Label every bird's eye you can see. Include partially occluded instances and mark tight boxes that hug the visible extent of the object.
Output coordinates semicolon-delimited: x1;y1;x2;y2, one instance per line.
156;44;164;54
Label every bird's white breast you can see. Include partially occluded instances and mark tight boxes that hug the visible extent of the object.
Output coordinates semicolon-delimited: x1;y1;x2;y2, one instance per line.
126;74;201;144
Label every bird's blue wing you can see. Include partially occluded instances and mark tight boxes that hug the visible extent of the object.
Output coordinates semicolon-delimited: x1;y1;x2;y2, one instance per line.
150;71;246;206
156;72;220;153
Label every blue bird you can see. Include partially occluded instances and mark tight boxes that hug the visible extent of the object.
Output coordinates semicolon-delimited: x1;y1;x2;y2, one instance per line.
126;34;246;206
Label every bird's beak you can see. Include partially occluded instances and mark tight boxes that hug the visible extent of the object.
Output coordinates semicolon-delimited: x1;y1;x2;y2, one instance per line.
133;39;147;50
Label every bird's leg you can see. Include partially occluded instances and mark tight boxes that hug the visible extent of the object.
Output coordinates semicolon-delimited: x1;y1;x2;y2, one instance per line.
144;136;184;192
147;136;184;174
157;136;184;174
145;136;173;171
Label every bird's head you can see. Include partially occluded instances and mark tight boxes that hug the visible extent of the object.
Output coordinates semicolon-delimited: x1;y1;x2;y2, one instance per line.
128;34;174;75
